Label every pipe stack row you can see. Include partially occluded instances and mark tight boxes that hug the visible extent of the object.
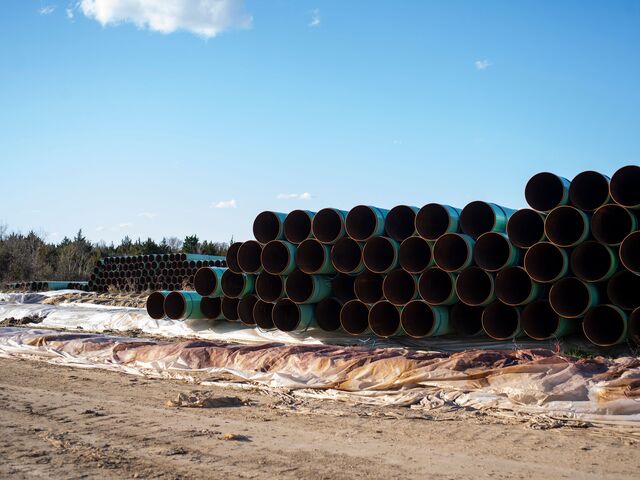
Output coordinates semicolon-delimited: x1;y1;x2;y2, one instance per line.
6;281;89;292
89;253;226;293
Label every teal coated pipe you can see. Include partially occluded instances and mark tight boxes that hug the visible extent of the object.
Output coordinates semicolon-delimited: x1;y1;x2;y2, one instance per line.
253;299;275;330
495;266;542;306
620;231;640;274
146;290;171;319
345;205;390;241
418;268;458;305
415;203;461;240
273;298;316;332
45;281;73;290
193;267;226;297
296;239;336;274
285;271;332;303
385;205;419;242
382;269;419;305
226;242;244;273
362;236;399;274
255;272;286;302
524;242;569;283
474;232;521;272
253;211;288;243
261;240;297;275
399;236;435;274
450;304;484;336
237;240;264;274
455;267;496;307
482;302;525;340
312;208;349;244
544;206;590;248
549;278;600;318
583;304;628;347
401;300;452;338
570;241;618;283
610;165;640;210
569;171;610;212
592;204;637;246
460;201;516;238
164;291;205;320
433;233;475;272
525;172;571;212
340;299;371;335
221;270;255;298
506;208;546;249
182;254;226;262
521;300;579;340
331;237;365;274
200;296;224;320
284;209;316;244
368;301;405;337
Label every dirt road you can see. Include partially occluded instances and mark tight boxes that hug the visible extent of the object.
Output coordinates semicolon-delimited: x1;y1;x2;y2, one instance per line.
0;357;637;479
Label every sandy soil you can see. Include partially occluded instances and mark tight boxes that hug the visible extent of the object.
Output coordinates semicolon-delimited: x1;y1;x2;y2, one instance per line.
1;358;639;479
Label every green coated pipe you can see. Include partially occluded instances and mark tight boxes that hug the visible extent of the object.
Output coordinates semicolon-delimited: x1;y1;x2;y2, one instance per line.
544;206;590;248
415;203;461;240
433;233;475;272
221;270;255;298
482;302;525;340
146;290;171;319
459;201;516;238
345;205;390;241
525;172;571;212
382;269;419;305
164;291;205;320
495;266;542;306
583;304;628;347
620;231;640;274
549;277;600;318
506;209;546;249
285;270;332;303
399;236;435;274
193;267;226;297
296;239;336;274
340;299;371;335
255;272;286;302
273;298;316;332
610;165;640;210
521;300;579;340
569;171;610;212
592;204;637;246
450;304;484;336
368;301;405;337
200;296;224;320
385;205;419;242
181;254;226;262
474;232;521;272
284;209;316;244
331;237;365;274
524;242;569;283
418;268;458;305
312;208;349;244
362;236;399;274
401;300;452;338
455;267;496;307
261;240;297;275
570;241;618;283
253;211;288;243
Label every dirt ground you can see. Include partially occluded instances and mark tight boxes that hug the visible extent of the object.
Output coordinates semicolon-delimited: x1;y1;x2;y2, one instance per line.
0;358;639;479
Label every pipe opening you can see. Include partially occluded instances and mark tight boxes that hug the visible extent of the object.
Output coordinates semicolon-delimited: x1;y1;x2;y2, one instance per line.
620;232;640;273
629;308;640;345
385;205;417;242
383;269;417;305
549;278;592;318
474;233;513;271
460;201;497;238
525;172;567;212
506;209;545;249
610;165;640;208
237;241;262;273
399;236;432;273
362;237;397;273
255;272;284;302
238;295;259;325
482;302;520;340
331;273;356;302
312;208;344;243
451;304;483;336
316;298;342;331
253;211;283;244
194;268;218;297
201;296;222;319
285;270;314;303
221;297;240;321
261;241;292;274
545;206;588;247
146;291;166;319
521;301;559;340
253;300;275;330
433;234;472;272
221;270;248;298
284;210;313;244
569;171;609;211
495;267;535;306
273;299;304;332
456;267;493;306
607;270;640;310
354;270;384;303
331;238;362;273
415;203;453;240
419;268;455;305
583;305;626;347
592;205;635;245
346;205;379;241
401;301;436;338
570;241;614;282
297;239;328;273
164;292;186;320
524;242;567;283
340;300;370;335
369;301;401;337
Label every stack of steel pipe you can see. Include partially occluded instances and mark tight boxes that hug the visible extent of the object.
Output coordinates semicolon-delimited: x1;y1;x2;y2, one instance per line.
5;281;90;292
89;253;226;293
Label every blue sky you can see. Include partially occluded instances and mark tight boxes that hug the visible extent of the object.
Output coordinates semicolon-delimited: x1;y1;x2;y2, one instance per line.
1;1;639;244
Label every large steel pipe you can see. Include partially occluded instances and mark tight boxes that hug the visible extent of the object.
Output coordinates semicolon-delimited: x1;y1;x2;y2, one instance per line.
311;208;348;244
315;298;343;332
253;299;275;330
193;267;225;297
610;165;640;209
399;236;434;274
592;204;637;246
237;240;264;274
418;267;457;305
450;304;483;336
482;302;523;340
433;233;475;272
362;237;399;274
382;269;418;305
273;298;315;332
253;211;287;243
200;296;223;320
583;304;628;347
544;206;590;247
285;270;331;303
255;272;286;302
296;239;335;274
607;270;640;310
331;273;356;302
524;242;569;283
401;300;451;338
525;172;570;212
238;295;259;326
521;300;578;340
221;270;255;298
629;307;640;345
146;290;170;319
495;266;541;306
455;267;495;307
569;170;610;212
354;270;384;303
620;231;640;274
345;205;389;241
506;209;545;249
459;201;515;238
415;203;460;241
331;237;365;274
384;205;418;242
368;301;403;337
549;277;599;318
570;241;618;283
284;209;315;244
340;300;371;335
221;296;240;322
261;240;297;275
164;291;204;320
474;232;520;272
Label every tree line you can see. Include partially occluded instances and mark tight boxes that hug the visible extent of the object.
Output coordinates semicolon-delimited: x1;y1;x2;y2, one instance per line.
0;225;229;283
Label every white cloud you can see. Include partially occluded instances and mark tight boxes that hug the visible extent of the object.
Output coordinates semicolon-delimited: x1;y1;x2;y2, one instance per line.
211;199;237;209
66;6;75;19
79;0;252;38
39;5;56;15
277;192;312;200
475;59;492;70
137;212;158;218
308;8;320;27
118;222;133;228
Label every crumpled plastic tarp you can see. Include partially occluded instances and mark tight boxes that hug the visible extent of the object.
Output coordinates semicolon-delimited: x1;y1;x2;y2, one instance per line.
1;327;639;425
